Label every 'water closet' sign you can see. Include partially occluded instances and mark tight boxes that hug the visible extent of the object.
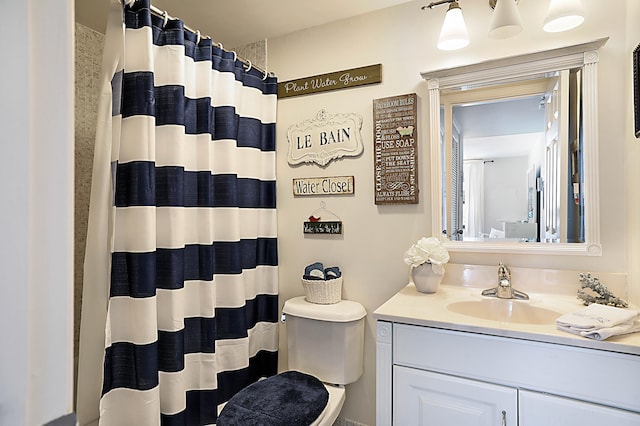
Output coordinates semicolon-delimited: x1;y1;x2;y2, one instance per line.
293;176;355;196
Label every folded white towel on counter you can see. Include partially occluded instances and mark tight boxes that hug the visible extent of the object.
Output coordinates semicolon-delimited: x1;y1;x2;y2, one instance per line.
556;304;638;330
556;304;640;340
576;318;640;341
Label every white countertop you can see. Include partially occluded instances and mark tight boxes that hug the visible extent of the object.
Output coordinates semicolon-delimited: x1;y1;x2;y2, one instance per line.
374;283;640;356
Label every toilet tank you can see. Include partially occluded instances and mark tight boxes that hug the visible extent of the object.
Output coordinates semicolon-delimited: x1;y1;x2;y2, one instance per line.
282;296;366;385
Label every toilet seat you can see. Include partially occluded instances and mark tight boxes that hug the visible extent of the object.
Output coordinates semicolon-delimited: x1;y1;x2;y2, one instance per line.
217;383;345;426
217;371;332;425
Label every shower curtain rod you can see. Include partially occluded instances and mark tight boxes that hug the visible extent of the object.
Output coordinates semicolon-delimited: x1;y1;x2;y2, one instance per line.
122;0;270;76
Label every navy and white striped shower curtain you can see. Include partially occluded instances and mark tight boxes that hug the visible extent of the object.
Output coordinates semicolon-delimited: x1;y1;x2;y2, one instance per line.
77;0;279;424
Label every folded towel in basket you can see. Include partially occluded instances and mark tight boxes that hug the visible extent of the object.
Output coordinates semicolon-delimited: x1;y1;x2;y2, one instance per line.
324;266;341;279
303;263;342;281
303;262;325;280
556;304;640;340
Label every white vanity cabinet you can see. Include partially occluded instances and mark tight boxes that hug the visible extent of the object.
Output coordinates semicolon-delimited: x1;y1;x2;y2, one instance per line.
394;366;518;425
376;321;640;426
519;390;640;426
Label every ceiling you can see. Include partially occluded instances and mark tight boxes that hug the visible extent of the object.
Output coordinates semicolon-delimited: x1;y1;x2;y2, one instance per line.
455;96;546;140
76;0;415;48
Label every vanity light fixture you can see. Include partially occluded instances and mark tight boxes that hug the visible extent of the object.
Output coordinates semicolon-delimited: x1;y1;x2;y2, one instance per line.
422;0;469;51
543;0;584;33
423;0;584;50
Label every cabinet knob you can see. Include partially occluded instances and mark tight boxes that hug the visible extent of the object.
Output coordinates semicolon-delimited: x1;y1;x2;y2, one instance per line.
501;410;507;426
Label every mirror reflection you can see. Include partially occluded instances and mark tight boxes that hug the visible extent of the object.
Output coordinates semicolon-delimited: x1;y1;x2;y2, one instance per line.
440;69;584;243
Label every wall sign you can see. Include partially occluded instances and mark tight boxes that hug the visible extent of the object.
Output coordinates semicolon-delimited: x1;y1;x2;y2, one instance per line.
373;93;419;205
278;64;382;99
287;109;364;167
303;202;343;234
303;221;343;234
293;176;355;196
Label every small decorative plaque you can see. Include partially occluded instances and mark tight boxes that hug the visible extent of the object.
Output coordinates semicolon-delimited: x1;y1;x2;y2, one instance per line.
303;221;343;234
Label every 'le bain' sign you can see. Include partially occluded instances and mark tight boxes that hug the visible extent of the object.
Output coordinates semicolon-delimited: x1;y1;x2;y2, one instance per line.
287;109;364;167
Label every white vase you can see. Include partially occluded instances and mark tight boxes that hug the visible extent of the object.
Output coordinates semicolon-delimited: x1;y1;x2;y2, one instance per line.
411;263;444;294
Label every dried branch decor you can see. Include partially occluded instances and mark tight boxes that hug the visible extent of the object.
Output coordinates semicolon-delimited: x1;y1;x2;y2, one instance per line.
577;273;628;308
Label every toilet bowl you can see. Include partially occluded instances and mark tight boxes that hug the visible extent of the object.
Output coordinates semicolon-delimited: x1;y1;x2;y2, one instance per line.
310;383;346;425
217;297;366;425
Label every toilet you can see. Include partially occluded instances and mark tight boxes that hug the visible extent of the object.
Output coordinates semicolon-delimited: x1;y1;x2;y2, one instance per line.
217;296;366;425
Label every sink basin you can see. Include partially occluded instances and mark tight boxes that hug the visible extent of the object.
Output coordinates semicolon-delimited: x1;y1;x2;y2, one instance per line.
447;299;563;324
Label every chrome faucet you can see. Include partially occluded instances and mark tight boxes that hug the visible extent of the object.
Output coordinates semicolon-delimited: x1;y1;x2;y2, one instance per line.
481;263;529;300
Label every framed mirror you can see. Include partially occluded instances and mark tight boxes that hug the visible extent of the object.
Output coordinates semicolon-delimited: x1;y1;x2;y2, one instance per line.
421;38;607;256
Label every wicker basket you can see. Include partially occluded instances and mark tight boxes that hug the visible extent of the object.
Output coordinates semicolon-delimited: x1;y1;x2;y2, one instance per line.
301;276;342;304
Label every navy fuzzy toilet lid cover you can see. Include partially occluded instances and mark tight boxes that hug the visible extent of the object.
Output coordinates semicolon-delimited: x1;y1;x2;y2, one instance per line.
217;370;329;425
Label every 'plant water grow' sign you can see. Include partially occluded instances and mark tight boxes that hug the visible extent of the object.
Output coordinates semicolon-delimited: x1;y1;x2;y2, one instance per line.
287;109;364;167
278;64;382;98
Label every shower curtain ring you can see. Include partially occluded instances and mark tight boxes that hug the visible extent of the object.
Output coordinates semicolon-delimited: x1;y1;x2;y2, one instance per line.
195;30;201;45
263;70;269;81
162;11;168;28
218;42;224;50
232;51;237;61
245;60;252;72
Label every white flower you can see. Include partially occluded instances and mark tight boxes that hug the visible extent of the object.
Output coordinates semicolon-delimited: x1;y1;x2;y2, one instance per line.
403;237;450;268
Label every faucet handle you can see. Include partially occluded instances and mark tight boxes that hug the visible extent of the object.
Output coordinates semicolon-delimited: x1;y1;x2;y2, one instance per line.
497;262;511;282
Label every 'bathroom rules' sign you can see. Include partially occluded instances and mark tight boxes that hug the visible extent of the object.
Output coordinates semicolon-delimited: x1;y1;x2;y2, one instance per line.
373;93;419;205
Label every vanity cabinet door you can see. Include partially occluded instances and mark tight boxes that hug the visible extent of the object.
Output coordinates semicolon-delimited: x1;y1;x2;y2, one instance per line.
520;390;640;426
394;366;518;426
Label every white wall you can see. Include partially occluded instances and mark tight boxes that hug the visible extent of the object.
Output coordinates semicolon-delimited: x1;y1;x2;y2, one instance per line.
268;1;632;424
483;156;529;232
0;0;75;424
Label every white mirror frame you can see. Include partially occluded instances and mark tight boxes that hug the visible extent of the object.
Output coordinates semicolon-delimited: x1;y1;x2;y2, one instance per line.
421;38;608;256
